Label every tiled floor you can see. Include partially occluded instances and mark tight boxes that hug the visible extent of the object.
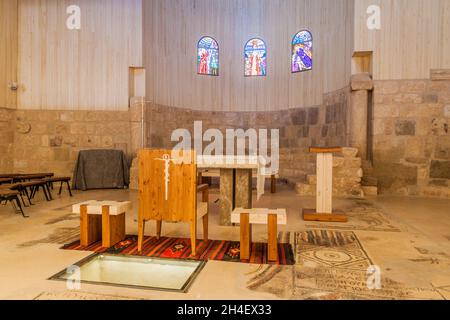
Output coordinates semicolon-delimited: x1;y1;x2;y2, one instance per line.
0;186;449;300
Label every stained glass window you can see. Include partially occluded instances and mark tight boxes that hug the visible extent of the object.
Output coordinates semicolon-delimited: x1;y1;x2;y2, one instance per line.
244;38;267;77
197;37;219;76
292;30;313;73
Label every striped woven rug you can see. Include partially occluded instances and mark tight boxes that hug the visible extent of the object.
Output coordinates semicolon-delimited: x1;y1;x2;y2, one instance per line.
62;236;295;265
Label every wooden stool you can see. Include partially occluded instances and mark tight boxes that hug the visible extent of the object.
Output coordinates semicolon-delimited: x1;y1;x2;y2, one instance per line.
232;208;287;262
303;147;347;222
72;201;131;248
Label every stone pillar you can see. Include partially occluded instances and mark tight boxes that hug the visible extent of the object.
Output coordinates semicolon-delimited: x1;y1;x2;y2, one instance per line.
219;169;234;226
235;169;252;209
350;73;373;160
129;97;146;157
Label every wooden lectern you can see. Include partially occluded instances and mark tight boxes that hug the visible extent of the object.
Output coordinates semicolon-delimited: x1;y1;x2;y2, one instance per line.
137;149;209;256
303;147;347;222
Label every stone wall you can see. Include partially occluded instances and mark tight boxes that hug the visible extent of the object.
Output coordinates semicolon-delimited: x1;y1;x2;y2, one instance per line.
11;109;132;177
0;108;15;172
145;87;350;183
296;147;365;197
372;78;450;198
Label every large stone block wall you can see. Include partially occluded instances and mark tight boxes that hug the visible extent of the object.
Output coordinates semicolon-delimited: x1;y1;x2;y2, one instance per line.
10;109;132;177
146;87;350;183
372;79;450;198
0;108;15;172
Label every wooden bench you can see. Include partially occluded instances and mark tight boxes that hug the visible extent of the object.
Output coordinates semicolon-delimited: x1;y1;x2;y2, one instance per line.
0;190;28;218
0;178;13;185
231;208;287;262
72;201;132;248
44;177;73;197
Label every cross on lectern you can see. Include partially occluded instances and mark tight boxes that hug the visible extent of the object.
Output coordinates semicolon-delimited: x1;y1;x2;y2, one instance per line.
155;154;173;201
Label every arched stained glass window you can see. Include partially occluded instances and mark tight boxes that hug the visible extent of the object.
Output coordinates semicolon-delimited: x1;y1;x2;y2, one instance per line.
197;36;219;76
244;38;267;77
292;30;313;73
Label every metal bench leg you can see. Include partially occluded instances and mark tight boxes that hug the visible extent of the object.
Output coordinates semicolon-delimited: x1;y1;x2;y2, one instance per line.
14;196;29;218
42;185;51;201
30;186;36;199
19;192;29;208
24;188;34;206
58;182;63;195
44;184;53;200
10;198;18;212
66;181;73;197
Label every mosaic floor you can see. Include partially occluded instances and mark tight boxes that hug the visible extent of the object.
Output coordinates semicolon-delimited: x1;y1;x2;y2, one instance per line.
0;187;448;300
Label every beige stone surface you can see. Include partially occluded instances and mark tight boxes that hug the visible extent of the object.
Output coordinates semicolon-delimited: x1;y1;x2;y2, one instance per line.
0;187;448;300
372;79;450;198
351;73;373;91
4;109;132;177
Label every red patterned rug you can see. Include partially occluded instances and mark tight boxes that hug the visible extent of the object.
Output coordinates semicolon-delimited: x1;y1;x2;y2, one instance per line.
62;236;295;265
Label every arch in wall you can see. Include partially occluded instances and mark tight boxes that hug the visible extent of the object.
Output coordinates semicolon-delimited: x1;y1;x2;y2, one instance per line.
197;36;219;76
292;30;313;73
244;38;267;77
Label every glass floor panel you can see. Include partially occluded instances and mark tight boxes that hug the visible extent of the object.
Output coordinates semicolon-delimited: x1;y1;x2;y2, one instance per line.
50;254;206;293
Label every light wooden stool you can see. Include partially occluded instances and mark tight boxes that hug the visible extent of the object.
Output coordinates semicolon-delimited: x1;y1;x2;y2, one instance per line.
303;147;347;222
72;201;132;248
232;208;287;262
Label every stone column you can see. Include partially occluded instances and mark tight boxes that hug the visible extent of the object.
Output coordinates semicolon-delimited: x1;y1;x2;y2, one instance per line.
350;73;373;160
129;97;146;157
219;169;234;226
235;169;252;209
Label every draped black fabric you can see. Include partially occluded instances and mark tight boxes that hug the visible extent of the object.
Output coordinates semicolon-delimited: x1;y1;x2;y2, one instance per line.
72;150;130;191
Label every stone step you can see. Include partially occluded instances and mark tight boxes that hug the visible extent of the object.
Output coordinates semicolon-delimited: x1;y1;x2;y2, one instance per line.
295;182;365;197
295;182;315;196
362;186;378;196
362;160;375;174
362;175;378;187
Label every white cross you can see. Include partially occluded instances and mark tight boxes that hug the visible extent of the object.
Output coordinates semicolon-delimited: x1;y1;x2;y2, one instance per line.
155;154;173;201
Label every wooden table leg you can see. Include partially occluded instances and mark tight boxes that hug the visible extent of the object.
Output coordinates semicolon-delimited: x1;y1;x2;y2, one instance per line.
102;205;126;248
271;174;277;194
268;214;278;262
240;213;251;260
80;205;101;247
190;220;197;256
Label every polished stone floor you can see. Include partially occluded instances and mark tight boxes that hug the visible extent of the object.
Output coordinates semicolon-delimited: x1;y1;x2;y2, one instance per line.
0;186;449;300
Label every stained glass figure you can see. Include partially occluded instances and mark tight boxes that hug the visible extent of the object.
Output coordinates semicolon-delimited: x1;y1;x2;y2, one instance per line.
197;37;219;76
244;38;267;77
292;30;313;73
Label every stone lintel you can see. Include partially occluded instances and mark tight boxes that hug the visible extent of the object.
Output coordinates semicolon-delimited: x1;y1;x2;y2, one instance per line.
351;73;374;91
431;69;450;81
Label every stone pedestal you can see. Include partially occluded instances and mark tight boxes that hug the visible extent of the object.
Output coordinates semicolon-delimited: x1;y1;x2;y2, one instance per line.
235;169;252;209
350;90;369;160
350;73;374;161
219;169;234;226
219;168;253;226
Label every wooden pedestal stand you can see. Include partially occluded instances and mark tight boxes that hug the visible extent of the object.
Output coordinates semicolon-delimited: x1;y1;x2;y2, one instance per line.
302;147;347;223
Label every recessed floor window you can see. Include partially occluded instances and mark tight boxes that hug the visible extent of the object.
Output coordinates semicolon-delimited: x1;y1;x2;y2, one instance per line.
50;254;206;293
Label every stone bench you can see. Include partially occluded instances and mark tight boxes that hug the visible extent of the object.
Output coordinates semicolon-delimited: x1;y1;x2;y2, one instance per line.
72;201;132;248
231;208;287;262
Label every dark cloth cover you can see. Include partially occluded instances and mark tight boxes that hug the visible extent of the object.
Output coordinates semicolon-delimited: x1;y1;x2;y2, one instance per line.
72;150;130;191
